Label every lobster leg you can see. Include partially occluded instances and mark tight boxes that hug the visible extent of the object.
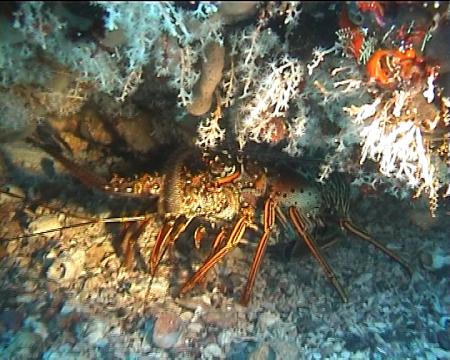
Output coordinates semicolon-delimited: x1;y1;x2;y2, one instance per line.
240;197;276;306
121;218;152;270
340;219;412;276
210;226;227;255
192;226;227;288
179;208;254;296
288;206;348;303
149;216;193;276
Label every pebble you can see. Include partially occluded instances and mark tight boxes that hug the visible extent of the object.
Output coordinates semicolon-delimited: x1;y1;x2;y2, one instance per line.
202;309;237;328
257;311;280;332
47;249;86;284
228;340;257;360
60;303;76;315
249;342;276;360
203;343;225;359
83;320;109;347
0;309;24;331
152;311;183;349
187;322;203;334
28;215;62;236
25;316;49;340
332;342;343;353
180;311;194;322
217;329;234;347
85;243;109;269
3;330;44;359
437;329;450;351
16;294;36;303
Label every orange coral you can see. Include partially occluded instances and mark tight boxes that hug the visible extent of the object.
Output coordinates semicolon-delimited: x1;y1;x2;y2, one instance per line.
366;48;424;86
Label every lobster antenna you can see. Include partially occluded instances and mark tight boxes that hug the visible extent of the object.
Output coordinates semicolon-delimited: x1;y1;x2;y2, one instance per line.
1;188;149;241
0;188;96;221
1;215;148;242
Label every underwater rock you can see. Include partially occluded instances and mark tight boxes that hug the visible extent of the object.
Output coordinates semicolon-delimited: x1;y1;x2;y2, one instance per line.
218;2;258;24
344;333;367;352
115;114;164;154
425;20;450;73
79;108;113;145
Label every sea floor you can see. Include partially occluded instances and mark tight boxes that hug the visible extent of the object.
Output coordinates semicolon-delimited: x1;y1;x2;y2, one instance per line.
1;141;449;360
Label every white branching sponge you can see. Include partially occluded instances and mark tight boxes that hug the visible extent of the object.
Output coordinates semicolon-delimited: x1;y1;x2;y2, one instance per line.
345;93;440;214
237;56;304;148
195;96;225;150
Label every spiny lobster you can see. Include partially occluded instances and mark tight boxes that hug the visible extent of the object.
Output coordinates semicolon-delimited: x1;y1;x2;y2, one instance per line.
8;134;412;306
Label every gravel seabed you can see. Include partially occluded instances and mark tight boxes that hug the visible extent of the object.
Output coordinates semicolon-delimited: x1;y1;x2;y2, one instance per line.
1;141;449;360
